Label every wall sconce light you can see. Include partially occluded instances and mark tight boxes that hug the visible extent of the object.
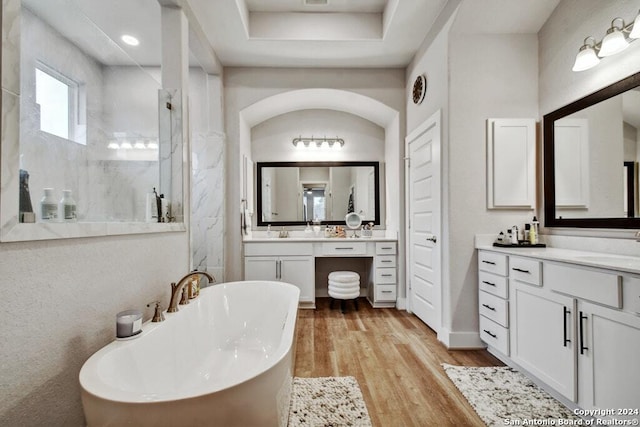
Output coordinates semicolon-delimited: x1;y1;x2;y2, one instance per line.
292;136;345;149
572;11;640;72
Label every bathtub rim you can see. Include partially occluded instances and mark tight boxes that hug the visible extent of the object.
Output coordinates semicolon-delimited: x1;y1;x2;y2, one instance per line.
79;280;300;404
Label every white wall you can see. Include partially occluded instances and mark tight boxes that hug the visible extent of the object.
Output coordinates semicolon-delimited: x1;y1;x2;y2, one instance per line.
224;67;405;281
251;109;385;162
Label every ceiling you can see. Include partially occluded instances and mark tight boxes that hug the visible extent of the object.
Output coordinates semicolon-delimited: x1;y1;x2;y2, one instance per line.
21;0;561;69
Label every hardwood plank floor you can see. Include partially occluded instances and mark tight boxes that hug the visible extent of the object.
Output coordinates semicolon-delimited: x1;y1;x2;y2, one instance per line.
294;298;503;427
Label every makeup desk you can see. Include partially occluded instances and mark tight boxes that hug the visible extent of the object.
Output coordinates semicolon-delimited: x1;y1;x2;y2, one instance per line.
243;235;398;309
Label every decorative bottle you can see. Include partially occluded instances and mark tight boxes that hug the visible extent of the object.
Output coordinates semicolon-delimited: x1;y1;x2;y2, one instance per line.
40;188;58;221
59;190;77;221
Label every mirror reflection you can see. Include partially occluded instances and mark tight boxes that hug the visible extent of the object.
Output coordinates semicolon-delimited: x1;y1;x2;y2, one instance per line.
257;162;380;226
544;71;640;228
553;88;640;219
18;0;164;223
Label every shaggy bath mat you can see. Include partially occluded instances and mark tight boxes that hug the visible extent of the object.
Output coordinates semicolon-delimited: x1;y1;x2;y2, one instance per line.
442;364;580;427
289;376;372;427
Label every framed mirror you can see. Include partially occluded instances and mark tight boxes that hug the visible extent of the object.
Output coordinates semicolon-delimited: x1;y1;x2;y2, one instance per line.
543;71;640;228
1;0;185;241
256;161;381;226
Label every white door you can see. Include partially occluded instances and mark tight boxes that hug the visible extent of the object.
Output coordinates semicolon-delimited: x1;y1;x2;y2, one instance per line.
406;111;441;333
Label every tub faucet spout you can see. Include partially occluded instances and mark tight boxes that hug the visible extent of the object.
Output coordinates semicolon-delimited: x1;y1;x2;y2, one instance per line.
167;271;215;313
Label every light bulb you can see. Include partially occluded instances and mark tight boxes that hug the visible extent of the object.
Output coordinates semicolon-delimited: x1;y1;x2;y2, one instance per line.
572;45;600;71
598;20;629;57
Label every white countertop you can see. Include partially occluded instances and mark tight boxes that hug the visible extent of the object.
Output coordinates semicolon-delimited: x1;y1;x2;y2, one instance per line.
244;236;397;243
476;242;640;276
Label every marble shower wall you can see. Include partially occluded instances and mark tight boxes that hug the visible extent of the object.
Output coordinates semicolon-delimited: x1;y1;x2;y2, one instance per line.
19;7;161;222
190;70;225;280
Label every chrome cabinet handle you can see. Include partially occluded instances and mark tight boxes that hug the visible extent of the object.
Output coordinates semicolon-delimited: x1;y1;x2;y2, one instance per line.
381;290;393;293
335;247;354;250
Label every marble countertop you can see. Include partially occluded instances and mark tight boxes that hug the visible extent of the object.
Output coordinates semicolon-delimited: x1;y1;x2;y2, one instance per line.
476;243;640;276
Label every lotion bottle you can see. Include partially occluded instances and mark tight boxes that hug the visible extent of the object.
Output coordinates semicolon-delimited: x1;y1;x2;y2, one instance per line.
40;188;58;221
59;190;77;221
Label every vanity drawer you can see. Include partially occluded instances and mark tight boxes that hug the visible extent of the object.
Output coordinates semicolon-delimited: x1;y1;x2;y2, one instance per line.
478;251;508;276
509;256;542;286
375;255;396;268
480;315;509;355
244;242;313;256
376;242;397;255
479;271;508;299
375;284;397;302
375;268;396;284
479;291;508;327
545;262;621;308
623;276;640;314
322;242;367;256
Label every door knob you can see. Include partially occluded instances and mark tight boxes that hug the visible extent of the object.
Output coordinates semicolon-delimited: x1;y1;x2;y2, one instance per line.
426;236;437;244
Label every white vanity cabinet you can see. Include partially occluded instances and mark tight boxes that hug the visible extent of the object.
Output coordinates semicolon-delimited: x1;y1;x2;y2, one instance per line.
244;243;315;308
478;247;640;413
371;242;397;307
510;280;576;401
576;299;640;412
478;251;510;355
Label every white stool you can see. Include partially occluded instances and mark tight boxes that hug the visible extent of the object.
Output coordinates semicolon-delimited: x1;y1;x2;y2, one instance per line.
328;271;360;313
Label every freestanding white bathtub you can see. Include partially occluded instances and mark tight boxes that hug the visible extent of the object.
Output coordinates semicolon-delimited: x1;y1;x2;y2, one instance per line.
80;281;300;427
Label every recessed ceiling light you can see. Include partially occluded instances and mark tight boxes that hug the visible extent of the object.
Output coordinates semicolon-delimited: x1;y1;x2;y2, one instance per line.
121;35;139;46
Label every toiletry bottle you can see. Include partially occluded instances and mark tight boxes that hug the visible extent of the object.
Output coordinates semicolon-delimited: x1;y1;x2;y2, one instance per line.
524;224;531;244
267;224;272;238
511;226;519;244
497;231;505;244
159;194;169;222
40;188;58;221
530;216;539;245
59;190;77;221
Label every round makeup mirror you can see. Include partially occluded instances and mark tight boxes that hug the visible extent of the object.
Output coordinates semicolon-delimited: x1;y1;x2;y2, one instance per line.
345;212;362;238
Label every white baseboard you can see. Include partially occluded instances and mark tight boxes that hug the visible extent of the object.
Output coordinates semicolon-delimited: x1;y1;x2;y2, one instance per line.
396;297;407;310
438;327;485;349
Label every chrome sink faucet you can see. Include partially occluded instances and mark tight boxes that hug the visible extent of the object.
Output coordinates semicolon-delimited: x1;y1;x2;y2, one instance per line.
167;271;215;313
635;231;640;242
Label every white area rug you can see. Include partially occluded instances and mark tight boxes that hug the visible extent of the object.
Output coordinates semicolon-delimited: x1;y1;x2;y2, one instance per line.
289;376;372;427
443;364;580;427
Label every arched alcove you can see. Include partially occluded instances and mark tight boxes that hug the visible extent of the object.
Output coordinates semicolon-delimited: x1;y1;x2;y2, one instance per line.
238;88;401;233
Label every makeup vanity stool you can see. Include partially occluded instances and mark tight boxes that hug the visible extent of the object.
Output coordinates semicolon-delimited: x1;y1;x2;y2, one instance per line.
328;271;360;313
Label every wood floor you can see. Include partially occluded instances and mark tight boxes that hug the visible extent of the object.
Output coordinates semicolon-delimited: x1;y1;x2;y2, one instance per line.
293;298;503;427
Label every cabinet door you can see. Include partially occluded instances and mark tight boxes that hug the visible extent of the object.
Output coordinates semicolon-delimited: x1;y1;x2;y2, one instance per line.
244;257;278;281
280;256;315;303
578;301;640;413
486;118;536;209
510;281;576;401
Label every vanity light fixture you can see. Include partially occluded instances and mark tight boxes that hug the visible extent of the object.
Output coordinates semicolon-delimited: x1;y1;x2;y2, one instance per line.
292;136;344;150
572;11;640;72
120;140;133;150
107;140;120;150
133;140;146;149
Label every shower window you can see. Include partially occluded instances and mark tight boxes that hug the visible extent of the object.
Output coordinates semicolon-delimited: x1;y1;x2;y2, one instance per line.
35;64;85;145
